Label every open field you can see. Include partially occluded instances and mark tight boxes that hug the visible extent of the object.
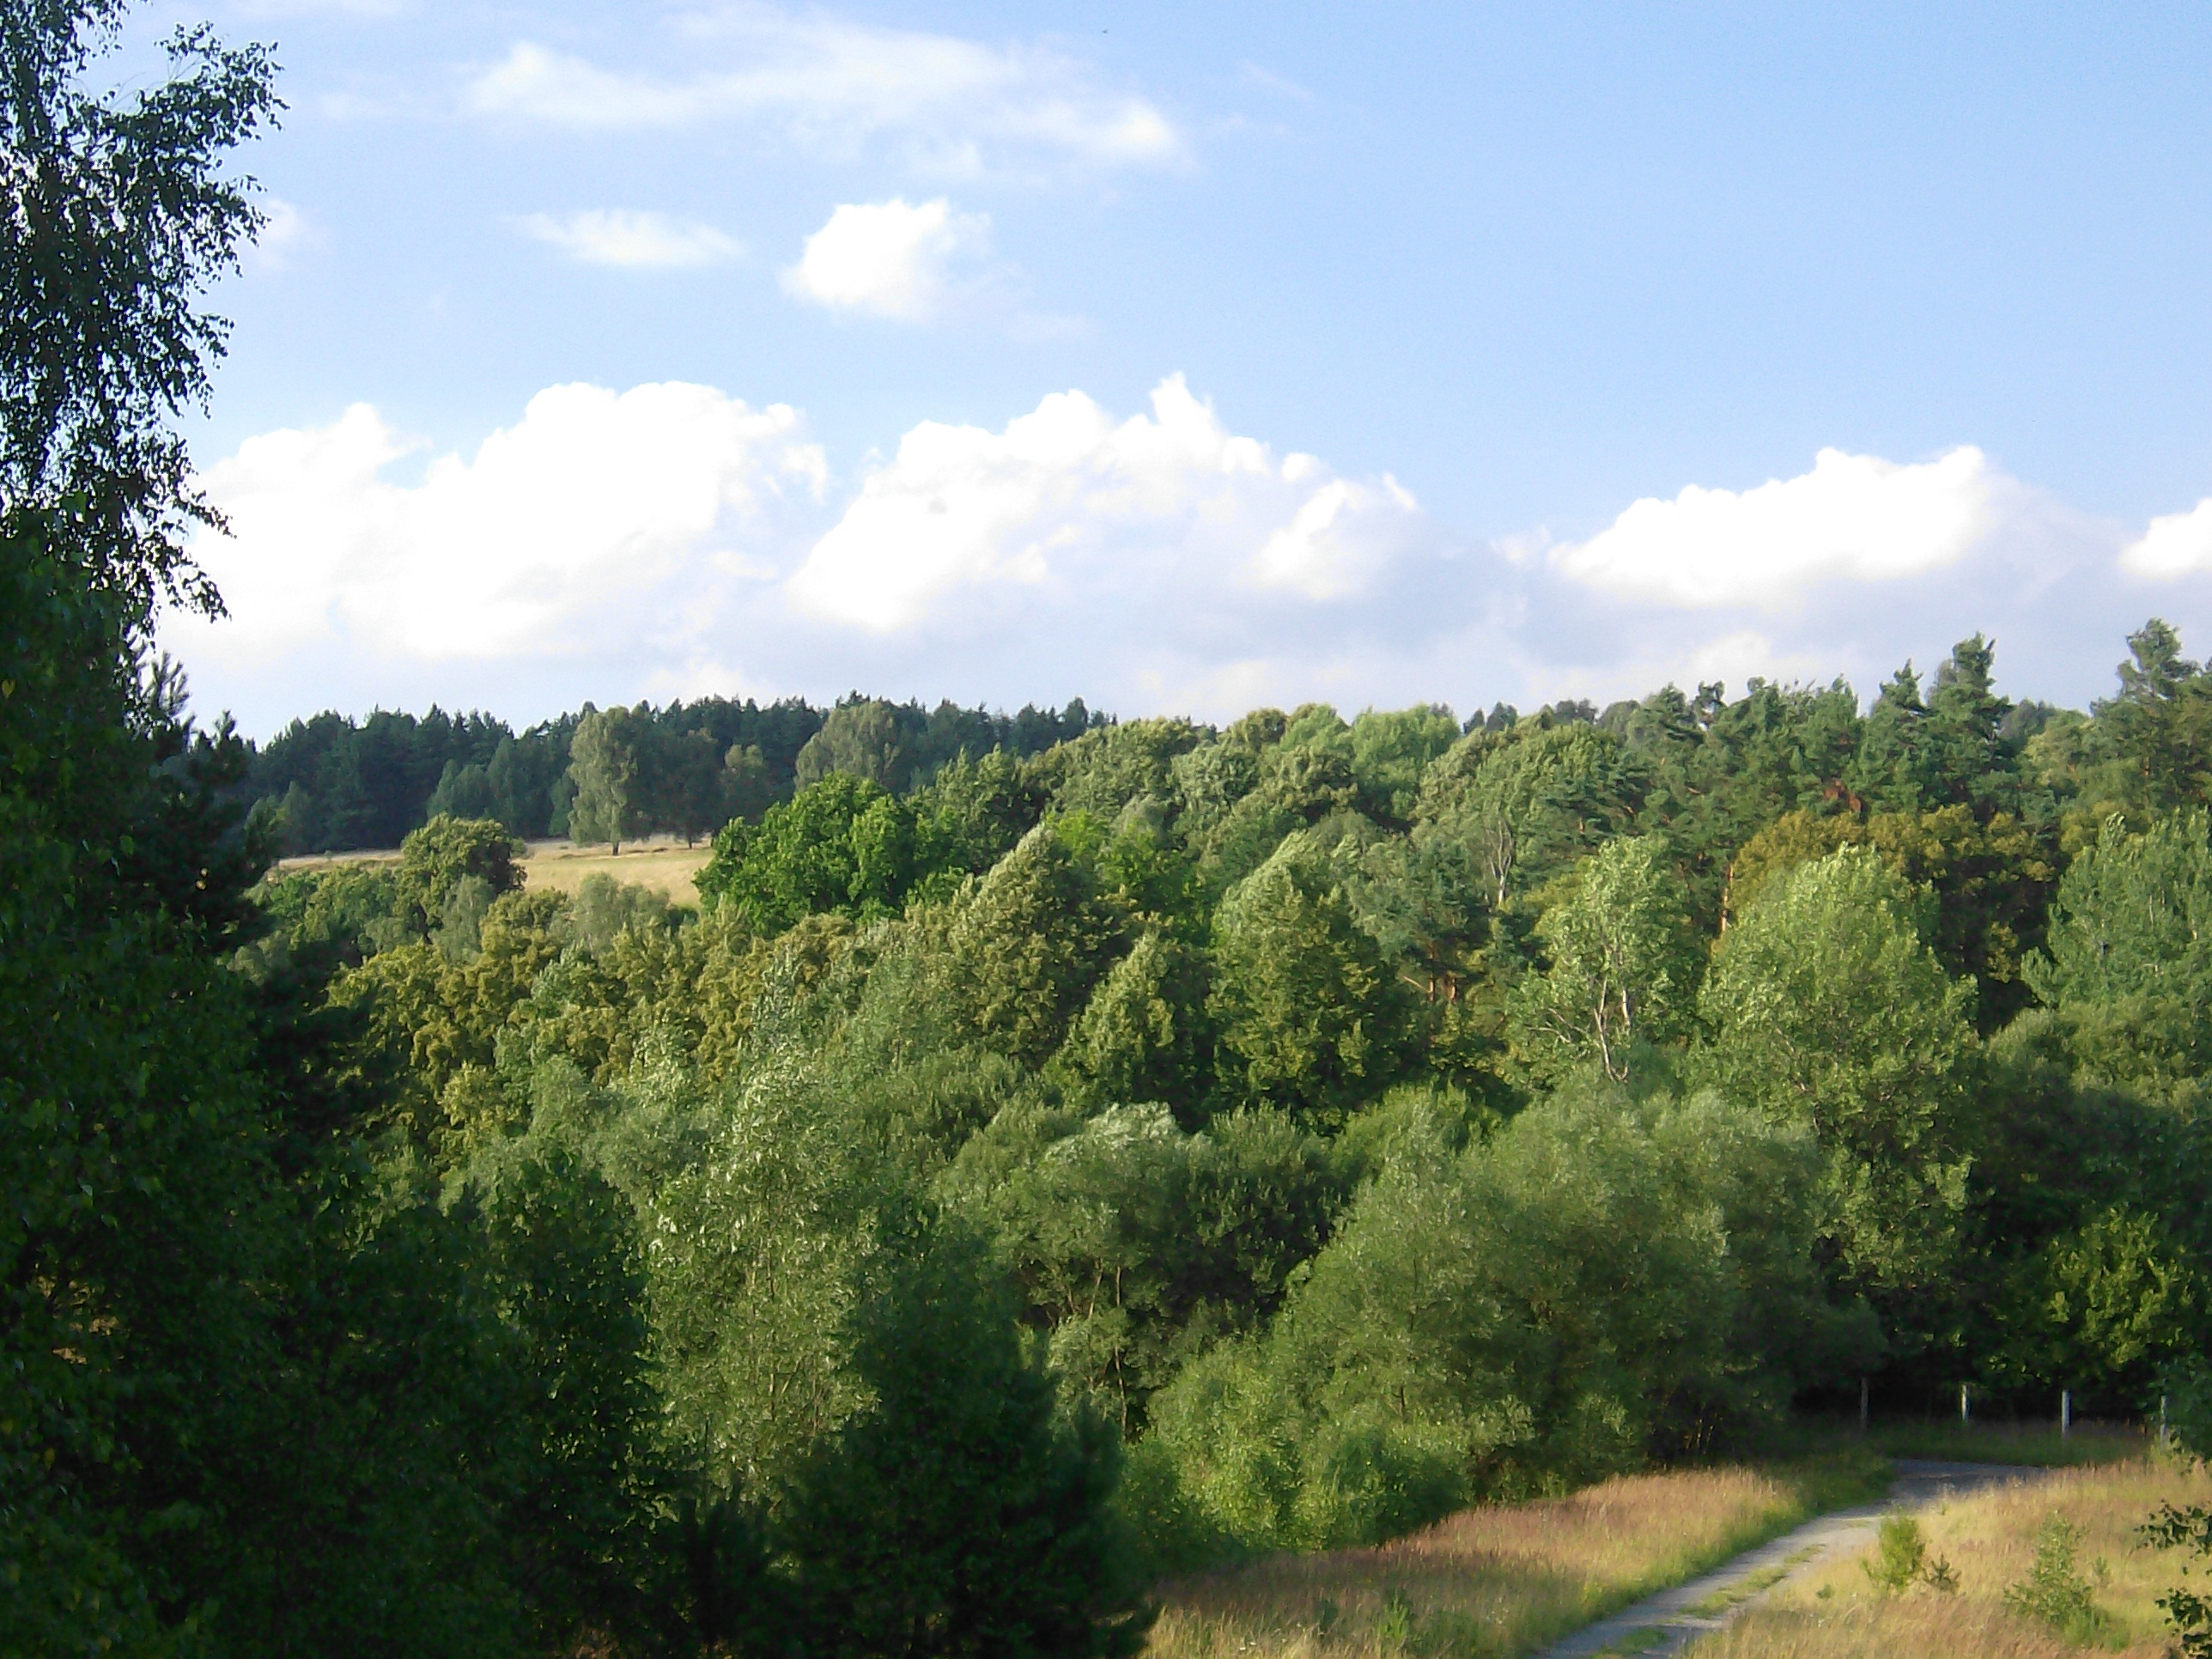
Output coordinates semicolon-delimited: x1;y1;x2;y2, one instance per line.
1682;1455;2212;1659
277;835;714;905
510;837;713;904
1146;1455;1888;1659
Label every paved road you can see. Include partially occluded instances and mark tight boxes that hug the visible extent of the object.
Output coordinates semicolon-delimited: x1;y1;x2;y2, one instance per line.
1532;1460;2049;1659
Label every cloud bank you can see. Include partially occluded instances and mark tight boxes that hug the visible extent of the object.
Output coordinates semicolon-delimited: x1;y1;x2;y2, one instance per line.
167;377;2212;736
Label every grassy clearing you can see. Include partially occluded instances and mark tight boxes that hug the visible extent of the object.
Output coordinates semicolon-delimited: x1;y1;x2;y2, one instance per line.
278;836;715;906
1146;1454;1888;1659
1682;1455;2212;1659
513;837;712;905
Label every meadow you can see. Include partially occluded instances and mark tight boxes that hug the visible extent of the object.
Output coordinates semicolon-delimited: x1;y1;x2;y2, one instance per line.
1682;1456;2212;1659
1146;1455;1887;1659
281;834;714;905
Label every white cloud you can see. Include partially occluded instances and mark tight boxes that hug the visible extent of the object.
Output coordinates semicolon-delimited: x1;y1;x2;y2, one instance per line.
1552;446;2003;608
2122;498;2212;578
174;383;825;671
781;198;986;319
246;198;321;272
521;209;743;270
166;379;2207;737
167;375;1468;731
787;374;1433;629
464;8;1181;176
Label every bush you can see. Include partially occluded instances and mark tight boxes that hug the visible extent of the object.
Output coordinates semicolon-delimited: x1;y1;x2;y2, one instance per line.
1861;1513;1925;1592
2003;1513;2106;1643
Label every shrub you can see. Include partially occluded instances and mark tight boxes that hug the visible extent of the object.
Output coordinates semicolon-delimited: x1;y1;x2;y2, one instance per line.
2002;1513;2106;1643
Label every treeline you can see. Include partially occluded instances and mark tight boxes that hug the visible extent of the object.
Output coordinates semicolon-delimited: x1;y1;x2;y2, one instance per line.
247;693;1105;853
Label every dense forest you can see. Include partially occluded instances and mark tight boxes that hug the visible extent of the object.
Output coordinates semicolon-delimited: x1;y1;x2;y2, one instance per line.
244;692;1105;853
10;2;2212;1656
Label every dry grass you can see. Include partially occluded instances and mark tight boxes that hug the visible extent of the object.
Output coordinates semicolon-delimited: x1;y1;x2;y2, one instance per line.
513;837;712;905
1147;1460;1886;1659
277;836;714;906
1683;1456;2212;1658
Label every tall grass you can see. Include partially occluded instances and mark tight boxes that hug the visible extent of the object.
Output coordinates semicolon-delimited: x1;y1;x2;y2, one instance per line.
1682;1456;2212;1658
1146;1455;1887;1659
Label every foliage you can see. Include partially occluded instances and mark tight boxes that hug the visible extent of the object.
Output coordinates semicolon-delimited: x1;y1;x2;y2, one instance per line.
2026;809;2212;1096
1698;846;1976;1315
2002;1513;2106;1642
395;812;526;932
697;771;975;931
1136;1084;1838;1553
568;705;650;852
1860;1513;1929;1593
1510;836;1698;1080
950;1103;1342;1431
0;0;276;616
1208;832;1415;1127
2143;1501;2212;1659
773;1225;1152;1659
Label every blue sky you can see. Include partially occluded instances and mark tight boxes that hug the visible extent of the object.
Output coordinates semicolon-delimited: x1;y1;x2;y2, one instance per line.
137;0;2212;735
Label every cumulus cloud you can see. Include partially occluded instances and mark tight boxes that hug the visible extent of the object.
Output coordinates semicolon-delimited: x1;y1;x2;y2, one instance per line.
465;7;1181;177
787;375;1434;632
167;376;1474;731
166;377;2212;736
520;209;743;269
1551;446;2006;608
173;383;825;676
781;198;987;319
2122;498;2212;579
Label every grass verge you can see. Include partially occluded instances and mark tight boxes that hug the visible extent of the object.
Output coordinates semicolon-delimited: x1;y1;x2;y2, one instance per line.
1146;1452;1889;1659
1755;1416;2150;1469
1681;1455;2212;1658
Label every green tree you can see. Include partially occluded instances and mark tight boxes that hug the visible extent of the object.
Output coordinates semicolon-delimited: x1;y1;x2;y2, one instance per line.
1348;703;1460;828
394;811;526;934
697;773;946;933
1143;1085;1833;1552
0;0;276;613
661;726;729;844
568;704;647;852
1040;717;1208;822
1510;836;1698;1081
1418;722;1635;908
1208;832;1414;1127
721;740;775;823
795;697;911;791
951;1103;1339;1429
2025;810;2212;1094
1728;804;2055;1030
935;825;1125;1069
1698;846;1976;1313
1058;930;1213;1115
774;1225;1151;1659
